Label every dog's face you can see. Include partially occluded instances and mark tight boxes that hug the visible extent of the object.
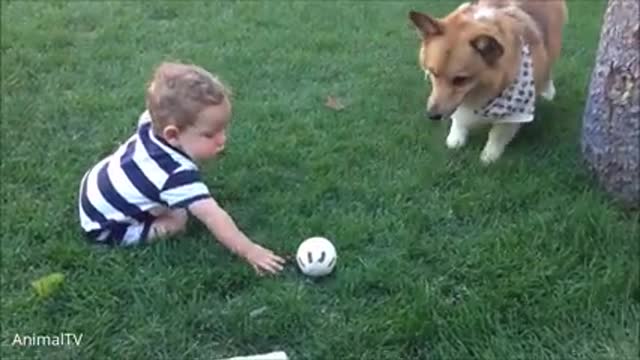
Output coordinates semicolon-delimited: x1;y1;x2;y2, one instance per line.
409;7;506;120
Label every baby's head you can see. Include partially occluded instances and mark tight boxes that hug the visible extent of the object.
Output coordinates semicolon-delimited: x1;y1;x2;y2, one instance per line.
146;62;232;160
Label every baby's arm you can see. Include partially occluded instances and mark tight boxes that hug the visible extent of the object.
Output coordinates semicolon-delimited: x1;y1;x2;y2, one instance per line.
188;198;285;274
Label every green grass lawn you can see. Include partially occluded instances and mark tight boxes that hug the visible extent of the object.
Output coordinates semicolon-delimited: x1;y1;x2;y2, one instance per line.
2;1;638;359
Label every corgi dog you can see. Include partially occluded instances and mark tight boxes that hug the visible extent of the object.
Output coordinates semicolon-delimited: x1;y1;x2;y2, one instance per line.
409;0;567;163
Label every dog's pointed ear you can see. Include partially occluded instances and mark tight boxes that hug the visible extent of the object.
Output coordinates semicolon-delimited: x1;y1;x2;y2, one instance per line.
409;10;444;38
470;34;504;66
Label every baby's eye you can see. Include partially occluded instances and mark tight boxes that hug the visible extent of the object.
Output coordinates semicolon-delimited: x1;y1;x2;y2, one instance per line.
202;133;215;138
452;76;471;87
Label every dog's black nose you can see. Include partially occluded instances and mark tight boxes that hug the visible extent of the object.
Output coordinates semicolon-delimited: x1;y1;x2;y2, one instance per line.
426;111;443;121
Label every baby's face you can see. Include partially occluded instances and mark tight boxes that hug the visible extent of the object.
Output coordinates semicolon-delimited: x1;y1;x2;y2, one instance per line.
178;100;231;161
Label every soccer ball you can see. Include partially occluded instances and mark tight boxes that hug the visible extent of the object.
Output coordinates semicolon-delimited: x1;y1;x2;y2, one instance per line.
296;237;337;277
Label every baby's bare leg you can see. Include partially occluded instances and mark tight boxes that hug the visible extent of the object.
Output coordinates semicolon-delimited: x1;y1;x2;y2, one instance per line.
147;208;188;242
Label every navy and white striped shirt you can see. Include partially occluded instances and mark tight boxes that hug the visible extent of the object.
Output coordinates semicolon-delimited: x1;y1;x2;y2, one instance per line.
78;111;211;233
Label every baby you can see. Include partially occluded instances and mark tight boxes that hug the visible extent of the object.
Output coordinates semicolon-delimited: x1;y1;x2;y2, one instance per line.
78;62;285;275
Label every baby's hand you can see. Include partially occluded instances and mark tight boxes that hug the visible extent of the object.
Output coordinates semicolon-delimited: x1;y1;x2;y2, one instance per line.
242;243;286;275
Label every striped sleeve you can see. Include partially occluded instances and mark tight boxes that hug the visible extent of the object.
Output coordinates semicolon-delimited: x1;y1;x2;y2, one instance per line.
160;169;211;208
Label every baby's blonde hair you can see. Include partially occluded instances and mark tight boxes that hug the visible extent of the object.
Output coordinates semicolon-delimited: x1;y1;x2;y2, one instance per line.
145;62;231;134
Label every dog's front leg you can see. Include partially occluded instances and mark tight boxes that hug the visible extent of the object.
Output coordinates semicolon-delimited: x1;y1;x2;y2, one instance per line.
541;78;556;100
446;114;471;149
480;122;521;163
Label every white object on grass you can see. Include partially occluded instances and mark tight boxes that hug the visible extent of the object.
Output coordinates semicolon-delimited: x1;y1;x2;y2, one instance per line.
218;351;288;360
296;236;337;277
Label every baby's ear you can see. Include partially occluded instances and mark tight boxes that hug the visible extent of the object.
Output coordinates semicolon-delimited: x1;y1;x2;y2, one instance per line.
470;34;504;66
409;10;444;39
162;125;180;142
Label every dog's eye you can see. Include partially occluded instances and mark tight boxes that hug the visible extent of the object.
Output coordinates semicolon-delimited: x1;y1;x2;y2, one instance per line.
452;76;471;86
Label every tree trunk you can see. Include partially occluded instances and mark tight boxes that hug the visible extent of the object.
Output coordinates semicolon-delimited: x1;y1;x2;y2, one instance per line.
582;0;640;210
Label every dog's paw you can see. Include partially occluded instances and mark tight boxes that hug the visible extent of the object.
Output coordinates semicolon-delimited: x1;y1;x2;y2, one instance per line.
446;131;467;149
480;146;503;164
540;80;556;100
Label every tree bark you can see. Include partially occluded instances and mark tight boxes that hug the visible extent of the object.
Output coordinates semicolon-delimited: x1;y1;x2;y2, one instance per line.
582;0;640;210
